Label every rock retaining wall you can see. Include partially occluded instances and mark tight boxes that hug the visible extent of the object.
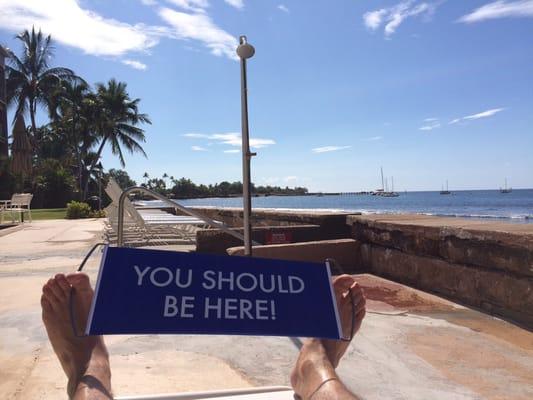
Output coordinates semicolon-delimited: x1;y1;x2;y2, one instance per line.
348;215;533;328
192;207;356;248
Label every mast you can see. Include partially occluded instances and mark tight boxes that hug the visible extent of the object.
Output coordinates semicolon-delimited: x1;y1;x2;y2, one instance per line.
392;176;394;192
380;167;384;191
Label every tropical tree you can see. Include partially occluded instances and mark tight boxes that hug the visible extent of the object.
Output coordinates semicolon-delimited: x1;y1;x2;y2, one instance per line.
5;27;82;149
81;79;151;199
108;168;136;190
48;80;96;198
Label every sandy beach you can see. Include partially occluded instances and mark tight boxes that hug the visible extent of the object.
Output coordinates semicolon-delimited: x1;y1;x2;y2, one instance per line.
1;218;532;399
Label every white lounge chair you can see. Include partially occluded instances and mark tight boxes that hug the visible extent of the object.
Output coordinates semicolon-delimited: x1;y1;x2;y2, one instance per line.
104;179;211;246
0;193;33;223
115;386;294;400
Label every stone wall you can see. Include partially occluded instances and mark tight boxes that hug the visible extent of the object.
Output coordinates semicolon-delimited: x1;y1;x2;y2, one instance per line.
348;215;533;328
191;207;356;247
227;239;361;275
196;224;323;254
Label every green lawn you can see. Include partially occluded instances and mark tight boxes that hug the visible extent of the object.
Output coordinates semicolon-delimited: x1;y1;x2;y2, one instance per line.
30;208;67;220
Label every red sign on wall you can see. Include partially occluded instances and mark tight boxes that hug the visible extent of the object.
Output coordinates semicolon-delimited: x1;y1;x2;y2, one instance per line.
265;231;293;245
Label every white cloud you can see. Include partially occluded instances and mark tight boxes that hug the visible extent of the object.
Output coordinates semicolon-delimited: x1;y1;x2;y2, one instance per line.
419;118;441;131
364;9;388;29
311;146;351;154
364;136;383;141
363;1;437;37
0;0;239;63
0;0;158;57
166;0;209;13
183;132;276;149
459;0;533;23
225;0;244;9
122;59;148;70
191;145;208;151
158;7;238;60
278;4;290;13
449;108;505;124
284;176;297;182
223;149;240;153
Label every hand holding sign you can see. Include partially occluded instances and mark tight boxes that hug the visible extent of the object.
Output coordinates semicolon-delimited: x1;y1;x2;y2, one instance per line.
86;247;344;339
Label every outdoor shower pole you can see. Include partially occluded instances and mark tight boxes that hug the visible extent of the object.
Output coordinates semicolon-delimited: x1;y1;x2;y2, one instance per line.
237;36;256;256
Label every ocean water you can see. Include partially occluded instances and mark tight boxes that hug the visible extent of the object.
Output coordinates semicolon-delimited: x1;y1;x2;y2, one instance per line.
174;189;533;224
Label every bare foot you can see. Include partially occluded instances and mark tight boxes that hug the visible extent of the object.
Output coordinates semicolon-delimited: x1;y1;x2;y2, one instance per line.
290;275;366;399
290;339;337;399
41;273;110;398
323;274;366;368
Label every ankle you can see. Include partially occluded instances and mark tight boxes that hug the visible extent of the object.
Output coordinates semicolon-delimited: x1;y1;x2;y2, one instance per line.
292;340;337;400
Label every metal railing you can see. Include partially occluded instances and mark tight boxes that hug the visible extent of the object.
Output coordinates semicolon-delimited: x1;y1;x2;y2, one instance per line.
117;186;250;247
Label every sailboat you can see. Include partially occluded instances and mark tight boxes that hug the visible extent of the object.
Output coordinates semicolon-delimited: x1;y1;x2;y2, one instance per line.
500;178;512;194
373;167;385;195
375;168;399;197
385;176;399;197
440;180;451;195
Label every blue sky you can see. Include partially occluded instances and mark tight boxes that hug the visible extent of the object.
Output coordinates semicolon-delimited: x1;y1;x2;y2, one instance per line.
1;0;532;191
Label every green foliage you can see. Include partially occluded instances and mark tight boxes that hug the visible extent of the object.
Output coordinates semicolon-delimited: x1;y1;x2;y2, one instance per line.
32;159;75;208
66;201;92;219
89;209;106;218
30;208;67;220
5;28;150;206
5;27;82;139
144;177;167;195
108;168;136;190
166;176;308;199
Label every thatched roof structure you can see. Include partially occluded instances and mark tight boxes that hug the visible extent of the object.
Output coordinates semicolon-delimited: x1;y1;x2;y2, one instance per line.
11;115;32;176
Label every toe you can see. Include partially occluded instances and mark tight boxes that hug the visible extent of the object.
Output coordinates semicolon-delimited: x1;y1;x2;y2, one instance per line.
67;273;90;289
48;277;67;301
56;274;71;298
41;295;52;313
333;274;356;291
354;296;366;314
43;284;61;311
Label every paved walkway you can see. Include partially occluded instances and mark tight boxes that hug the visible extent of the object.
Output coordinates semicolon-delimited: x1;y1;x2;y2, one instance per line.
1;219;532;399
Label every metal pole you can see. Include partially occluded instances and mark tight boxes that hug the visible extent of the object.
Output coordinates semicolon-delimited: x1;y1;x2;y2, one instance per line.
237;36;255;256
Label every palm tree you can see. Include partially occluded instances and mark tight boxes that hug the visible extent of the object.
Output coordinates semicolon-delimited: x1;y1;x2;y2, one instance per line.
5;27;82;147
48;80;96;198
82;79;151;199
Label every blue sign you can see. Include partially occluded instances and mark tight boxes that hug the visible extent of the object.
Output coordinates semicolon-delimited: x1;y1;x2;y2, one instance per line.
86;246;342;339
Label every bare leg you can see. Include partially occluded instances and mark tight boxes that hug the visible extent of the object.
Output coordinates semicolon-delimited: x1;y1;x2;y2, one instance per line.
291;275;365;400
41;273;113;399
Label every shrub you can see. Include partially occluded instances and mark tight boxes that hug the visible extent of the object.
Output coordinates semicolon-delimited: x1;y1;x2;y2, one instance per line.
66;201;92;219
89;209;106;218
32;159;75;208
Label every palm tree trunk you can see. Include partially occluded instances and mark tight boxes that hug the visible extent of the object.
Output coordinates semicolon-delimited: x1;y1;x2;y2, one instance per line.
82;136;107;200
75;147;83;201
29;99;37;141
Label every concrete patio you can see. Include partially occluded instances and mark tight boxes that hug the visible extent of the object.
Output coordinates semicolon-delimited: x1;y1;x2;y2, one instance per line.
0;219;532;399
